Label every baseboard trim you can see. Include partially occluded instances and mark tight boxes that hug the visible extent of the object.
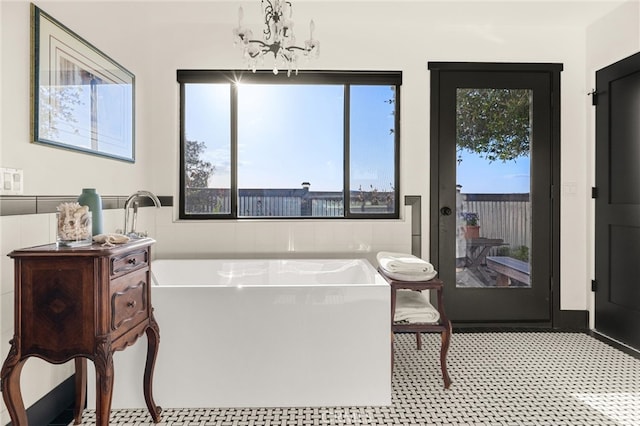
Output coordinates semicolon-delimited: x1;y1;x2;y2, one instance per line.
453;322;552;331
553;309;589;331
451;309;589;331
590;330;640;359
5;376;75;426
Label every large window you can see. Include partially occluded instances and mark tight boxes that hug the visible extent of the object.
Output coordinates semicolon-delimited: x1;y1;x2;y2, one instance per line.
178;70;401;219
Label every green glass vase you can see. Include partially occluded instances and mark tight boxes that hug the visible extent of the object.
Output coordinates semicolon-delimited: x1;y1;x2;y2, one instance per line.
77;188;103;236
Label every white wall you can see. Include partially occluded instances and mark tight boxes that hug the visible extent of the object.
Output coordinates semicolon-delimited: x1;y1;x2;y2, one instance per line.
1;0;636;422
0;3;152;196
585;1;640;328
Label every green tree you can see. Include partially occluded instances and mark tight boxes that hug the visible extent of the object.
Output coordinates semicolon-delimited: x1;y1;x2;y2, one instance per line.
185;140;214;188
456;88;531;162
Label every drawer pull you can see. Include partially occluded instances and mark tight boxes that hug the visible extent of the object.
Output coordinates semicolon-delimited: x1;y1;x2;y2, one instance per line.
111;249;148;276
127;300;137;309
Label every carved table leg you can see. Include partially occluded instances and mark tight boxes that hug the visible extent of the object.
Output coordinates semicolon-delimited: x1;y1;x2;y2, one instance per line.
440;320;453;389
94;335;114;426
74;357;87;424
1;339;28;426
144;313;162;422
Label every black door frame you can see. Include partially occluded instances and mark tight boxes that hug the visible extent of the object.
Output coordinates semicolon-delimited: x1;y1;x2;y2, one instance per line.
428;62;580;328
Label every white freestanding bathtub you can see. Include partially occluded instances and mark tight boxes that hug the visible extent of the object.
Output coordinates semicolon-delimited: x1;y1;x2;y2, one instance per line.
88;258;391;408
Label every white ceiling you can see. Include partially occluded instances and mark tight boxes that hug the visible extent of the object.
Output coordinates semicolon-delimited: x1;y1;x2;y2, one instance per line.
11;0;632;27
296;0;630;27
214;0;629;27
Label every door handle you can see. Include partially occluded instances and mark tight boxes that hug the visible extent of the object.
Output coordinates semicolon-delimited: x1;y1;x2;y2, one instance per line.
440;206;452;216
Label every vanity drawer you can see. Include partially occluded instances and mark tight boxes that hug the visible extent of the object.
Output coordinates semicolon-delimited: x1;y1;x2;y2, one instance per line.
110;268;149;340
110;248;149;277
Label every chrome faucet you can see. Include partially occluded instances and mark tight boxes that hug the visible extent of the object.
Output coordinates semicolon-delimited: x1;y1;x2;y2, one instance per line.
123;190;161;237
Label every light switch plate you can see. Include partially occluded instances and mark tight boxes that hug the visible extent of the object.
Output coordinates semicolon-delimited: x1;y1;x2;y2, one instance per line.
0;168;24;195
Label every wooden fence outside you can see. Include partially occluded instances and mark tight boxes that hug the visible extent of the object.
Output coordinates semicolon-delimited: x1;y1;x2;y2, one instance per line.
461;193;531;256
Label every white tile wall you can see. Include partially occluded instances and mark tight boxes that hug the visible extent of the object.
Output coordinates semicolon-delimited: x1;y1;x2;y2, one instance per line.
153;206;413;261
103;208;125;236
1;216;20;295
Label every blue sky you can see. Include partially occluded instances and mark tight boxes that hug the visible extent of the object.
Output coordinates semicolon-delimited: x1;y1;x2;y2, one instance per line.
185;83;396;192
237;84;344;191
457;150;530;194
185;83;528;194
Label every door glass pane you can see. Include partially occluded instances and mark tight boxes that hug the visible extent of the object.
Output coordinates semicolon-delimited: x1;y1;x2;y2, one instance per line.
455;88;532;288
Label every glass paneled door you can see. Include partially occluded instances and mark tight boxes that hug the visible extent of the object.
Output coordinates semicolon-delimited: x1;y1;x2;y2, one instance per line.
455;88;532;290
429;63;560;323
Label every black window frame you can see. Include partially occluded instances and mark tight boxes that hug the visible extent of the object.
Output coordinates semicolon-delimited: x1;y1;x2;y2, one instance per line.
178;70;402;220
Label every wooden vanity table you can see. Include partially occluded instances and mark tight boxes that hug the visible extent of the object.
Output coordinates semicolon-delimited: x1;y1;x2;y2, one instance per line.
0;238;161;425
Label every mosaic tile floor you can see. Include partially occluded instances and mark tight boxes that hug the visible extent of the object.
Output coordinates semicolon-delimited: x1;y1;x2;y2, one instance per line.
70;332;640;425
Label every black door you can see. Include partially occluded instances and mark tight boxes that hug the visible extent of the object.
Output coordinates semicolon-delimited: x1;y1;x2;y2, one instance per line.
595;52;640;350
429;63;561;323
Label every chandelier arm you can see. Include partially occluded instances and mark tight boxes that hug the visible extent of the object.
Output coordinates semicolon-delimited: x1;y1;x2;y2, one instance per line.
245;39;280;58
247;39;270;47
262;0;275;40
286;46;310;52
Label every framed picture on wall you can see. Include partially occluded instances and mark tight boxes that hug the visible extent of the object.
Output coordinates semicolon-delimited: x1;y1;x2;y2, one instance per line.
31;4;135;162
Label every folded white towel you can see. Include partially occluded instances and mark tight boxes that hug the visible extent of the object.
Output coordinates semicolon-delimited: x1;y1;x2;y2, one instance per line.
377;251;437;280
394;289;440;324
381;269;438;282
377;251;435;274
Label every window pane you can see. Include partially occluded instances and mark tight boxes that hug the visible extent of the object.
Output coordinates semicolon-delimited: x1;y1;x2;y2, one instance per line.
183;83;231;215
237;84;344;217
349;85;397;215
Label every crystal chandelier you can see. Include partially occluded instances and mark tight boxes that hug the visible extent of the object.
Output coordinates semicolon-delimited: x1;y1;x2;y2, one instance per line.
232;0;320;76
